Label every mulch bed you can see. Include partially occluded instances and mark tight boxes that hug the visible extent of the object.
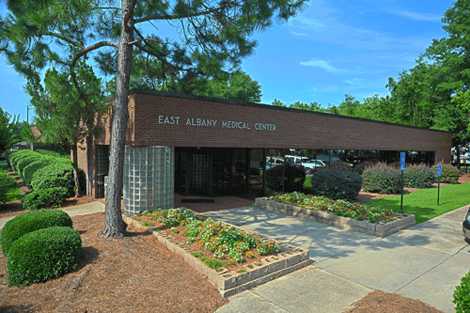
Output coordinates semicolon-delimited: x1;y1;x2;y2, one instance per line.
0;213;226;313
345;291;443;313
0;196;96;220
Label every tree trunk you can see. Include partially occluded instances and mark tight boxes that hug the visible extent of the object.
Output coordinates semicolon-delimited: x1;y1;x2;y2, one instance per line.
101;0;135;238
71;141;80;197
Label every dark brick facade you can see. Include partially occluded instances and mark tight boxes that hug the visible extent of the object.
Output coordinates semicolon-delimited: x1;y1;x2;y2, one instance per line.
100;93;450;162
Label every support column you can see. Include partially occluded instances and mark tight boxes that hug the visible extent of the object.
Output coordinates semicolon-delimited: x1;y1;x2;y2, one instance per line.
123;145;174;215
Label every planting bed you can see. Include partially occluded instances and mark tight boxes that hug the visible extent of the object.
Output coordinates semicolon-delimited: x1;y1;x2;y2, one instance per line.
126;208;312;297
256;193;415;237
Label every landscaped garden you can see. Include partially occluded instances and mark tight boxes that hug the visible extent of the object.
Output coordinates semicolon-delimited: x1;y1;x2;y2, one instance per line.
0;212;226;313
135;208;281;271
4;149;76;212
264;161;470;229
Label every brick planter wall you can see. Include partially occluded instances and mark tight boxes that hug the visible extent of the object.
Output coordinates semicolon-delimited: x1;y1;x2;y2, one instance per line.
255;197;416;237
123;215;312;297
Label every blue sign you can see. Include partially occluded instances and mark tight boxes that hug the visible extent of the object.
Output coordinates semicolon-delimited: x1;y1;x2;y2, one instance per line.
400;152;406;171
436;162;443;177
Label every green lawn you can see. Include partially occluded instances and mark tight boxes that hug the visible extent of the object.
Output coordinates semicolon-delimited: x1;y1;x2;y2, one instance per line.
367;183;470;223
0;160;22;203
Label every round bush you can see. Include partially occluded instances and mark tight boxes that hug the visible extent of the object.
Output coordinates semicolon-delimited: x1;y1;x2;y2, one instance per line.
454;271;470;313
1;209;73;255
265;164;306;193
31;162;75;196
404;164;435;188
22;187;69;211
22;158;53;185
7;226;81;286
310;168;362;200
362;163;402;194
433;163;460;184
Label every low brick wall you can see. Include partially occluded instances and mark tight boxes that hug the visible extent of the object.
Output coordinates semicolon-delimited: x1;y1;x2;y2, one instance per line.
255;197;416;237
123;215;312;297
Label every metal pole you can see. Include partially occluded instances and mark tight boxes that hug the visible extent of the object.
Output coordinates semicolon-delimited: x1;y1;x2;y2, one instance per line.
437;178;440;206
400;170;404;213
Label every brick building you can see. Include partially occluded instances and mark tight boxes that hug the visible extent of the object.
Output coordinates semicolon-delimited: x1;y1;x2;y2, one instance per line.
77;92;452;214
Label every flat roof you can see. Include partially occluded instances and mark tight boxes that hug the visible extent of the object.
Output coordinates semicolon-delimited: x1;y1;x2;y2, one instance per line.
129;90;450;135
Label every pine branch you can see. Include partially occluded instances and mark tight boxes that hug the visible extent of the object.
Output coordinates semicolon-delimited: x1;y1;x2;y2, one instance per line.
134;1;236;24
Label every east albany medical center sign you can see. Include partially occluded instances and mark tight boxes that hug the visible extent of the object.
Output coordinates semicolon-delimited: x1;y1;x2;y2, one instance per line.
157;114;277;132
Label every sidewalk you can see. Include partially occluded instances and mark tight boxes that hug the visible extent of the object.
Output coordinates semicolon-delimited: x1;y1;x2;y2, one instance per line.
210;205;470;313
0;201;105;229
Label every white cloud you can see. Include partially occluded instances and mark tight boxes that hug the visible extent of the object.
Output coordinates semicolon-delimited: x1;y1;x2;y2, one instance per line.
300;59;341;73
391;10;441;22
288;16;326;30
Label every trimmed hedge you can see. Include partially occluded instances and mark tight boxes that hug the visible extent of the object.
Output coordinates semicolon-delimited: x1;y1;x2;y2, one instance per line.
8;150;74;190
22;187;69;211
454;271;470;313
31;162;75;196
22;158;54;185
8;150;75;208
404;164;435;188
310;168;362;200
265;164;306;193
7;226;81;286
362;163;402;194
433;163;460;184
1;209;73;255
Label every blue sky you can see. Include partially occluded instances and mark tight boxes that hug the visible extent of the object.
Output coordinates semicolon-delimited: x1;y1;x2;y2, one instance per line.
0;0;453;120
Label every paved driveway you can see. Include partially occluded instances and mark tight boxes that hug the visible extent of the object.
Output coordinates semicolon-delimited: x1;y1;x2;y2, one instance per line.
205;205;470;313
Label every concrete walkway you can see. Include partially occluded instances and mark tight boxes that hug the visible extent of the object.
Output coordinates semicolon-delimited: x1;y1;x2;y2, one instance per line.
206;206;470;313
0;201;105;229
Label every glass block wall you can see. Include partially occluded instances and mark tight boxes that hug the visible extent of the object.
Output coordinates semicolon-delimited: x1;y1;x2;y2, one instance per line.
123;145;174;215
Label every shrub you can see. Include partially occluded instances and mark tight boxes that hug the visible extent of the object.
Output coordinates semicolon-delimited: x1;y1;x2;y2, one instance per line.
310;168;362;200
140;209;280;264
404;164;435;188
22;158;53;185
1;209;72;254
22;187;68;210
7;226;81;286
31;162;75;196
265;164;306;193
9;150;34;171
362;163;402;194
8;150;75;195
271;192;395;223
454;271;470;313
433;163;460;184
15;154;39;177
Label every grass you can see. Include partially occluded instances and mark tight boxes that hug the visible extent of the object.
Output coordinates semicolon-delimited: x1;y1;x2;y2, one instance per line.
0;160;22;203
367;183;470;223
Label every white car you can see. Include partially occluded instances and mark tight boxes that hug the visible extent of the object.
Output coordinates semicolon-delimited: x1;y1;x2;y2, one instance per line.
301;159;326;169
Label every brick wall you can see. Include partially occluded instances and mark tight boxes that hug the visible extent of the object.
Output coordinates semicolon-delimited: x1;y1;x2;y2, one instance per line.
123;93;452;162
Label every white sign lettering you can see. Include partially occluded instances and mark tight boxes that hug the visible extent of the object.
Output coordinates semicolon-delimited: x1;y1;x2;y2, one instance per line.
157;114;277;132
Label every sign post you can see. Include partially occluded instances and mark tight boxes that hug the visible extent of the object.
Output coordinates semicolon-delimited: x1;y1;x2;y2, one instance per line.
399;152;406;213
436;162;443;205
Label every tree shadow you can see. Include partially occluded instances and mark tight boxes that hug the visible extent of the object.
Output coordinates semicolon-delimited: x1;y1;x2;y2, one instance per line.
77;246;99;270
